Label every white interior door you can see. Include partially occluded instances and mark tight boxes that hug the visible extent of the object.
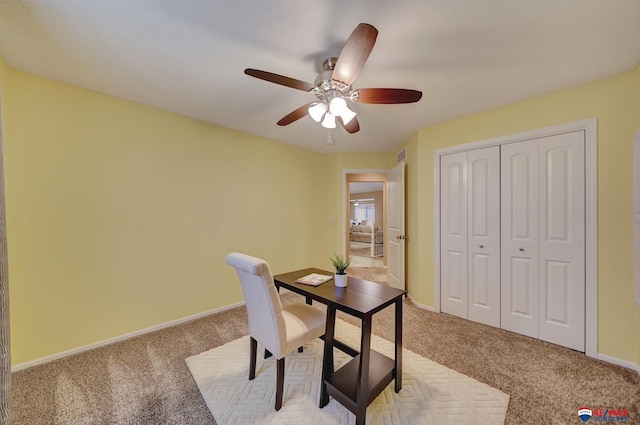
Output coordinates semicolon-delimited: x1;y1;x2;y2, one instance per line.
537;132;585;351
467;147;501;327
501;132;585;350
440;152;468;318
386;162;405;290
501;140;540;339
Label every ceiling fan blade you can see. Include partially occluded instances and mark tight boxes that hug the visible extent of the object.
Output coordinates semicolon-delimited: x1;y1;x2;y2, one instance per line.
338;116;360;134
245;69;315;92
277;102;315;126
355;88;423;104
331;23;378;87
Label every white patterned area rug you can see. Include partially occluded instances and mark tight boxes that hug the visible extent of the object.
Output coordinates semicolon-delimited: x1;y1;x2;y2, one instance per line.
186;320;510;425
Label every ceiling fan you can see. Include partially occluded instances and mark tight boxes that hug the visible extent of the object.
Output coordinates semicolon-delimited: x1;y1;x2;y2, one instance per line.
244;23;422;134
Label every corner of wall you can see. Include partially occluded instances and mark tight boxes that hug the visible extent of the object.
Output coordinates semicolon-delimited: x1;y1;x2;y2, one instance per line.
0;55;10;86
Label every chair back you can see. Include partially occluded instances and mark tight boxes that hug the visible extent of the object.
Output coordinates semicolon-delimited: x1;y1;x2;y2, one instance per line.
226;252;286;356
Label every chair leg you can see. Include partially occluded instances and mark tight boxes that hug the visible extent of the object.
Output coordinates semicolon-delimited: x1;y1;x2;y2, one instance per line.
275;357;285;411
249;337;257;380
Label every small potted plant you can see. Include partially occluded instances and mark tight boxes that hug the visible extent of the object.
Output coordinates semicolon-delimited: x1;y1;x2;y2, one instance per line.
330;252;351;287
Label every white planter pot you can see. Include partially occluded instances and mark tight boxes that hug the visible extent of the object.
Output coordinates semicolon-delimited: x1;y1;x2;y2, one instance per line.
334;273;348;287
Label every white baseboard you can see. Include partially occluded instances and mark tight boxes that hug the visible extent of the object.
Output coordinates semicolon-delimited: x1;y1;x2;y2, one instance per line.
11;301;246;372
406;294;436;312
597;353;640;376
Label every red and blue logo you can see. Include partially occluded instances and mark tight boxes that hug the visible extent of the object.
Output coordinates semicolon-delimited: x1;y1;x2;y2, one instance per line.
579;407;630;423
579;407;593;423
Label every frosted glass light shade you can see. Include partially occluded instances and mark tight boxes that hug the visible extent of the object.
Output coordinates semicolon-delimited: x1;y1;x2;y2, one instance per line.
308;103;326;122
321;112;336;129
329;97;348;116
340;106;356;125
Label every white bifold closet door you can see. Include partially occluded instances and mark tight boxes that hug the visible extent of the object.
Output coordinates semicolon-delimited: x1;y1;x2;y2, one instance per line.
441;146;501;327
440;151;468;319
501;132;585;352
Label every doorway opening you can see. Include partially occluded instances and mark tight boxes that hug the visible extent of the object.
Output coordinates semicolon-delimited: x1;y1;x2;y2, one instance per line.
346;173;387;284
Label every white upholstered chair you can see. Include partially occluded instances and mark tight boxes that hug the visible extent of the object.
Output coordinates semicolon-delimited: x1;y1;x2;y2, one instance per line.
225;252;326;410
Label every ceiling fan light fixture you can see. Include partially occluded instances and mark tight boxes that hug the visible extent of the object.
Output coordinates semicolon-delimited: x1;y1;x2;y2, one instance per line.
321;112;336;129
339;105;356;125
244;24;422;139
308;103;326;122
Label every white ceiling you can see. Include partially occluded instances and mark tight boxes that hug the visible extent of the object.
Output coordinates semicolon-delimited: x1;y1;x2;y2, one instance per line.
1;1;639;153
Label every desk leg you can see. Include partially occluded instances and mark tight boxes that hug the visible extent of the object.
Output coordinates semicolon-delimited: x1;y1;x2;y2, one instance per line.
319;304;336;408
395;297;403;393
355;316;372;425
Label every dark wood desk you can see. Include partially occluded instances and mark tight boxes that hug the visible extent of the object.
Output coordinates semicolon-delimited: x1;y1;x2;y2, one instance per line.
273;268;406;425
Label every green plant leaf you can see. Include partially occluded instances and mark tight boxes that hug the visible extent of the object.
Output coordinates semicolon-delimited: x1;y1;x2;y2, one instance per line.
330;252;351;274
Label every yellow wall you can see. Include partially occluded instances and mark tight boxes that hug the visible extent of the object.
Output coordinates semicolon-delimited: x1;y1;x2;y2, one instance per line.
0;56;8;85
0;62;381;365
403;64;640;367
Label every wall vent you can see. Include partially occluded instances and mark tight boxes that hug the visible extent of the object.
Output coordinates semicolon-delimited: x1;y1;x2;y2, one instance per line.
397;148;407;163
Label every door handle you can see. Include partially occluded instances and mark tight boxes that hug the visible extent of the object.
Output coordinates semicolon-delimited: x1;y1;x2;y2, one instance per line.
519;247;524;252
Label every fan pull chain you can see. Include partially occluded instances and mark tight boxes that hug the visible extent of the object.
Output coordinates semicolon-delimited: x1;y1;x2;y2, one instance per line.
326;129;334;145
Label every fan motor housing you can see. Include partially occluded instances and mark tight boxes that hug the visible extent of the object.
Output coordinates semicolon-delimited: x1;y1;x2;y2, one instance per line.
314;57;352;101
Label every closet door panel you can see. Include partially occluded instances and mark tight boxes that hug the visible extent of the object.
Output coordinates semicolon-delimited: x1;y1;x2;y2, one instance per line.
544;260;571;323
510;257;536;318
470;253;490;306
538;132;585;351
440;152;468;319
467;147;501;327
445;251;466;301
501;140;539;338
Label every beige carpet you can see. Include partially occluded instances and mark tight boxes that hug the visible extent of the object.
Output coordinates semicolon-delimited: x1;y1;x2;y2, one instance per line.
349;242;371;250
10;293;640;424
351;249;371;257
186;319;510;425
348;266;388;285
349;242;370;256
349;242;381;261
